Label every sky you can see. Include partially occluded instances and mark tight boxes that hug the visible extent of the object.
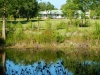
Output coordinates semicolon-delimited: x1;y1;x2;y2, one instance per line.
38;0;66;9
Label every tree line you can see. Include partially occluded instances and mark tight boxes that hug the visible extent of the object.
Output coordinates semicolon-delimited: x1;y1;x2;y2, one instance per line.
61;0;100;19
0;0;57;21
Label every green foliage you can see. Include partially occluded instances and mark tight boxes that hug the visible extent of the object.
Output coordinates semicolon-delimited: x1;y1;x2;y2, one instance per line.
19;0;38;20
62;0;78;19
73;19;81;27
45;18;52;29
25;21;33;29
90;10;96;19
0;0;38;20
79;20;90;27
56;33;65;43
94;22;100;39
57;22;66;29
16;22;22;28
91;22;100;40
6;32;15;46
38;1;55;11
40;29;55;43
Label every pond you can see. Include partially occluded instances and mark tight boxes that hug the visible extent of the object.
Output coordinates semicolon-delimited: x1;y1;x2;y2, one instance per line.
0;48;100;75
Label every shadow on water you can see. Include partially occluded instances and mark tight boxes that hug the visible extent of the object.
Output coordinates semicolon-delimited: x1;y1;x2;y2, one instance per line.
1;48;100;75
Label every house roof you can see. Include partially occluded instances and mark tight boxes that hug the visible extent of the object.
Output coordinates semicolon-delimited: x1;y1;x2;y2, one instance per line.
50;10;63;14
39;10;63;15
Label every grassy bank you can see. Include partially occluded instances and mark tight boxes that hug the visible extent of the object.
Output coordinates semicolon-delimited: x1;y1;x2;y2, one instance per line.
0;18;100;50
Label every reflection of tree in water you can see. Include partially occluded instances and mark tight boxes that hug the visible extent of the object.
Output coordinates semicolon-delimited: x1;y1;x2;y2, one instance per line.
0;51;5;75
6;60;73;75
75;61;100;75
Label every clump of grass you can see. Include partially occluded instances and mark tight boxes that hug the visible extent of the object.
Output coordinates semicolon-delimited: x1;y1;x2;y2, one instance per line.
56;33;65;43
45;18;52;29
73;19;81;27
93;22;100;39
95;22;100;35
56;21;66;29
6;32;15;46
79;20;90;27
16;21;22;28
39;29;55;43
25;21;33;29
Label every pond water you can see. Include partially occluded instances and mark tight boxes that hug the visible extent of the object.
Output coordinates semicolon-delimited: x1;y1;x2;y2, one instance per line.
6;60;73;75
0;49;100;75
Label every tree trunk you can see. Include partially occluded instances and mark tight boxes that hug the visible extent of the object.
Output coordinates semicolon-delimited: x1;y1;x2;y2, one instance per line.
2;7;6;40
27;16;29;21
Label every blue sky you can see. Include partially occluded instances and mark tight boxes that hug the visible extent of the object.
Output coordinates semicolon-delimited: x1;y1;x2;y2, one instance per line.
38;0;66;9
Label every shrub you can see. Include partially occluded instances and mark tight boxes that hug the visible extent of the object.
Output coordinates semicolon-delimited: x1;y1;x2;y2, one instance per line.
26;21;32;29
16;21;22;28
79;20;90;27
95;22;100;35
73;19;81;27
40;29;55;43
93;22;100;39
56;33;65;43
57;22;66;29
45;18;52;29
6;32;15;46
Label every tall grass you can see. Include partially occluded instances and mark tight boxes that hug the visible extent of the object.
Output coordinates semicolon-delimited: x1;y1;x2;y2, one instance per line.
2;19;99;49
94;22;100;39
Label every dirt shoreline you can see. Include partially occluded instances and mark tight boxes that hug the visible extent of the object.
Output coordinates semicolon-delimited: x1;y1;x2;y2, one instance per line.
5;42;99;50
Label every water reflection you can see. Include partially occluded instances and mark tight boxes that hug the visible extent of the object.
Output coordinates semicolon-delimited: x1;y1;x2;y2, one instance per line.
0;50;5;75
4;49;100;75
6;60;73;75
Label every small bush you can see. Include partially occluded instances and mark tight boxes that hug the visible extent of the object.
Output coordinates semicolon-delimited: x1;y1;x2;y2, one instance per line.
56;33;65;43
45;18;52;29
6;34;15;46
79;20;90;27
73;19;81;27
16;21;22;28
40;29;55;43
95;22;100;35
93;22;100;39
57;22;66;29
26;21;32;29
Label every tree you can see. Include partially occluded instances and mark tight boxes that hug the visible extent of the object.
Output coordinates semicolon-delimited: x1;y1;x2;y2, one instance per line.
61;0;78;24
38;1;55;11
62;0;100;25
19;0;38;21
73;0;100;22
90;0;100;18
38;2;47;11
0;0;9;40
0;0;39;40
46;2;55;10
